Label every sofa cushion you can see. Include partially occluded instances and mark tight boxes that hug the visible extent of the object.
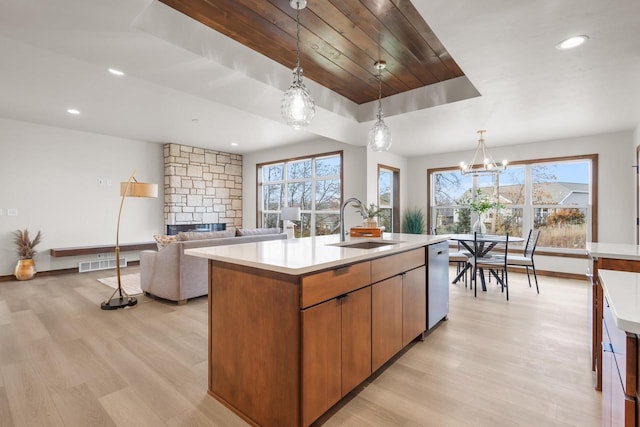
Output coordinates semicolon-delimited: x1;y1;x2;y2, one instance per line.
177;230;235;241
153;234;177;250
235;228;281;236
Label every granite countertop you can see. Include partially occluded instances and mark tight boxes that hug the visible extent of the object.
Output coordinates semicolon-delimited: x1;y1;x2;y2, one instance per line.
185;233;449;275
586;242;640;261
599;270;640;334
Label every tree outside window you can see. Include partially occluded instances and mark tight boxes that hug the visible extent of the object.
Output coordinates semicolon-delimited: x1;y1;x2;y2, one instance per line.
258;152;342;237
429;155;595;251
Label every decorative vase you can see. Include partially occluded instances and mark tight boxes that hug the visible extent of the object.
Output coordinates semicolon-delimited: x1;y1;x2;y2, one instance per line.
363;218;378;228
14;258;36;281
472;213;487;235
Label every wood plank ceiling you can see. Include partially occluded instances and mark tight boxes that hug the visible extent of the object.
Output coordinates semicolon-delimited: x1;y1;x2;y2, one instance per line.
159;0;465;105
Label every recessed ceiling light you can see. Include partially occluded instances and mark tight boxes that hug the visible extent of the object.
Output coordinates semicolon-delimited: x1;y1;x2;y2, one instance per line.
556;35;589;50
108;68;124;76
67;108;80;115
231;142;239;147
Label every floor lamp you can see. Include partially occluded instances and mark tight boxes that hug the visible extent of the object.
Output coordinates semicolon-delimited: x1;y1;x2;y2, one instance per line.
101;170;158;310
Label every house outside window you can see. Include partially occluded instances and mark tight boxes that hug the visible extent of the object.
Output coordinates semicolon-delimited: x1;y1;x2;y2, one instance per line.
429;155;596;252
258;152;342;237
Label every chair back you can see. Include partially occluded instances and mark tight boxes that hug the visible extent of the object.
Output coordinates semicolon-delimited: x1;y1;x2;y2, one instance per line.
473;232;509;266
524;229;540;258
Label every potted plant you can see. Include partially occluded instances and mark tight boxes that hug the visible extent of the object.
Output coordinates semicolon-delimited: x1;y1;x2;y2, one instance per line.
13;229;42;280
402;208;425;234
463;189;503;234
356;203;382;228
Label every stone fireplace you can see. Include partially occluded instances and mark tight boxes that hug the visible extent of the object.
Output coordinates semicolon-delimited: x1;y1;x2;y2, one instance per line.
164;143;242;231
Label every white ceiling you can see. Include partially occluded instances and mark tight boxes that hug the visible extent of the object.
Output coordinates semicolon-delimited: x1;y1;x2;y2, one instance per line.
0;0;638;157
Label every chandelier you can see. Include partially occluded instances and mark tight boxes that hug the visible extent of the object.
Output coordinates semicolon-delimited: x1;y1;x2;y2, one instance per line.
367;60;392;152
281;0;315;129
460;130;507;176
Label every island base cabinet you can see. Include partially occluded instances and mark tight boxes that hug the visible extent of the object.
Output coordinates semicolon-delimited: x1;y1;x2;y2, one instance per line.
403;266;427;347
372;276;403;371
302;286;371;426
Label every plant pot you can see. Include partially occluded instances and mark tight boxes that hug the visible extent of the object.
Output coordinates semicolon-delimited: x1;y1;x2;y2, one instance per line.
472;213;487;235
363;218;378;228
14;258;36;281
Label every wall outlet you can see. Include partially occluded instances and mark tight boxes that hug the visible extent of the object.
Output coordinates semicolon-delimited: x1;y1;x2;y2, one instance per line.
7;208;18;216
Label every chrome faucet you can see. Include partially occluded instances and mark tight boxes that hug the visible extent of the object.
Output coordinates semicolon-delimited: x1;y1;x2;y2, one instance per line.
340;197;368;241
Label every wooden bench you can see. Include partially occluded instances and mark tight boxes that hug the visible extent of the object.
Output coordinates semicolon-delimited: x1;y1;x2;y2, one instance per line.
50;242;156;257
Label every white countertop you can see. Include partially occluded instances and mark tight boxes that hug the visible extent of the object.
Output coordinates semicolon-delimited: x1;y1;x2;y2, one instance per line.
599;270;640;334
185;233;449;275
586;242;640;261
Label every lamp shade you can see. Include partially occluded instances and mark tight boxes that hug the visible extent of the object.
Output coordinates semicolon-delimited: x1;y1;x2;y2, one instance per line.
120;182;158;198
281;207;301;221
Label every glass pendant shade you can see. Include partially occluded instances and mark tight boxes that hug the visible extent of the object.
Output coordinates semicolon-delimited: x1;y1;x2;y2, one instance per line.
367;60;392;152
281;67;315;129
281;1;315;129
368;113;392;152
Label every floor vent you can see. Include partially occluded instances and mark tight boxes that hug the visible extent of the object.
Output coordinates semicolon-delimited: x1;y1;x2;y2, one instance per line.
79;258;127;273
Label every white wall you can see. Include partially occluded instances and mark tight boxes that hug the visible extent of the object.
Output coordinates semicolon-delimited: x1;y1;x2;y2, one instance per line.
0;118;164;276
407;130;635;275
242;138;368;230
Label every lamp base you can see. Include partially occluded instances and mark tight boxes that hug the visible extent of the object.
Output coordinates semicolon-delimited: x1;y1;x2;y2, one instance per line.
101;296;137;310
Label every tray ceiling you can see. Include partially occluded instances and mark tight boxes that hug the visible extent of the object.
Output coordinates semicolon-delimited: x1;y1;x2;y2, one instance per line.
159;0;465;105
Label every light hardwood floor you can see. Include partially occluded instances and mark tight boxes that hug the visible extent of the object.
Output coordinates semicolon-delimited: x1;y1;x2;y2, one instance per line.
0;267;600;426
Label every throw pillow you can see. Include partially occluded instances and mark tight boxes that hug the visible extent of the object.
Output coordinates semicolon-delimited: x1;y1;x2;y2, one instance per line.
176;230;235;241
153;234;177;250
235;228;281;236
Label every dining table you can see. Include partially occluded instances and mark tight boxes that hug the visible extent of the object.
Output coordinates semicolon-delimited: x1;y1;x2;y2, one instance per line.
446;233;525;287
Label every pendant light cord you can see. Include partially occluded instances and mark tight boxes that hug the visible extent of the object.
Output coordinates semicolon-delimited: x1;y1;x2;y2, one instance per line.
377;65;383;120
295;3;301;79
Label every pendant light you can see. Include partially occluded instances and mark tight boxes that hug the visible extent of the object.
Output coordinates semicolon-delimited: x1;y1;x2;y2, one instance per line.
460;130;508;176
368;60;392;152
281;0;315;129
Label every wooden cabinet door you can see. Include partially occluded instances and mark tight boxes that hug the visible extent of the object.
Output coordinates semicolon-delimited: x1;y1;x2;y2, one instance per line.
403;266;427;347
341;286;372;395
372;275;403;371
302;299;342;427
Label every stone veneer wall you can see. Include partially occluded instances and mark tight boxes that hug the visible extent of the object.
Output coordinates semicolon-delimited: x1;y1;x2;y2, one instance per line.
164;143;242;230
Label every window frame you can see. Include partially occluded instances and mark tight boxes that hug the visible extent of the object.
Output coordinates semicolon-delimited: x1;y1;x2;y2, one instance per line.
256;150;344;237
377;164;400;233
427;154;598;254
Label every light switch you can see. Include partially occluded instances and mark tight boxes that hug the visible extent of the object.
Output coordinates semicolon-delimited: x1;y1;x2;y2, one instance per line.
7;208;18;216
0;208;3;216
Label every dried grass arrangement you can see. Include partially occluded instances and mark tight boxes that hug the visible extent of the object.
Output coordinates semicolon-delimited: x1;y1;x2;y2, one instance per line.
13;229;42;259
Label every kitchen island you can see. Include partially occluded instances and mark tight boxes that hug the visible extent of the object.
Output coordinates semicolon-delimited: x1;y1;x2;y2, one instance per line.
186;233;449;426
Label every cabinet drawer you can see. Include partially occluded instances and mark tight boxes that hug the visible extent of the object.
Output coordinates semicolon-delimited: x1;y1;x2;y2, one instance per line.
371;248;425;283
301;262;371;308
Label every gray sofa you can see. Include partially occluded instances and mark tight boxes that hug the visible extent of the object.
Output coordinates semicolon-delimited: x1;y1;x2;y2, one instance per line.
140;228;286;303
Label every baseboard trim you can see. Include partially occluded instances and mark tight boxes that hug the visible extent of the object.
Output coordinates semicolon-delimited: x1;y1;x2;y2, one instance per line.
0;260;140;282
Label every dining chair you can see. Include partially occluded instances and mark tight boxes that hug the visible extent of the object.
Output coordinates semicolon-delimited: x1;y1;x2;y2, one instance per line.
505;229;540;293
470;232;510;300
432;228;470;284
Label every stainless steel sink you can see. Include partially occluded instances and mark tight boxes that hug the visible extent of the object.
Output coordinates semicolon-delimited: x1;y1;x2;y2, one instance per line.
328;240;403;249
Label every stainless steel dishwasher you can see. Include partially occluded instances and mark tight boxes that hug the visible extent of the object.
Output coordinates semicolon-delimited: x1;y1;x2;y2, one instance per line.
428;241;450;329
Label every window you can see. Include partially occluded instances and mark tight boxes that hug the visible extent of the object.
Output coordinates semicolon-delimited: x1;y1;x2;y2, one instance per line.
378;165;400;232
258;152;342;237
428;155;596;252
